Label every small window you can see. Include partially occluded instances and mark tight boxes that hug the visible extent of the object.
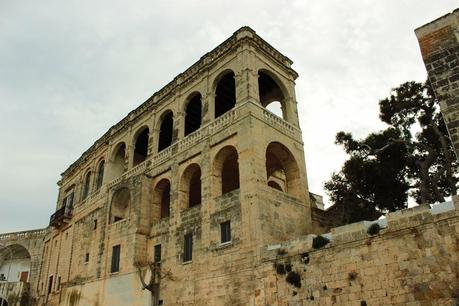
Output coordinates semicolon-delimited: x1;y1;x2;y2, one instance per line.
85;253;89;263
94;219;98;230
111;245;121;273
158;300;163;305
0;273;5;281
220;221;231;244
56;276;61;291
154;244;162;263
183;233;193;262
47;275;53;295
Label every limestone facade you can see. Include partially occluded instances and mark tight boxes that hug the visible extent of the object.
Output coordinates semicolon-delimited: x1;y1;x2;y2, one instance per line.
0;21;458;306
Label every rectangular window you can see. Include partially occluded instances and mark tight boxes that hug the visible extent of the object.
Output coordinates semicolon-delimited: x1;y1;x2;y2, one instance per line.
183;233;193;262
94;219;98;230
85;253;89;263
220;221;231;243
154;244;161;263
47;275;53;295
56;276;61;291
111;245;121;273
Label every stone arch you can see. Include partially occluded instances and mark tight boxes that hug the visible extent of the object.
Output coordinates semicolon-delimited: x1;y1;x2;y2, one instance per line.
213;146;240;197
158;111;174;152
180;163;202;210
266;141;301;198
214;70;236;118
258;69;289;120
184;92;202;136
106;142;126;182
82;170;92;200
110;187;131;223
95;159;105;190
152;179;171;219
0;244;31;283
133;126;150;166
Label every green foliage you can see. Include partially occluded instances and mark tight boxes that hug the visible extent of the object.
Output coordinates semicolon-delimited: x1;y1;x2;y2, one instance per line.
367;223;381;236
325;81;457;223
312;235;330;249
285;271;301;288
275;263;286;275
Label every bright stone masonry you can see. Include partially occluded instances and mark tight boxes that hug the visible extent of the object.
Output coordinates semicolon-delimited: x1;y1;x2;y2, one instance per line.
0;22;458;306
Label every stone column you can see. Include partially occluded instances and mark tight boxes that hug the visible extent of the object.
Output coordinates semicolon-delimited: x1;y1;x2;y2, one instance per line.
415;9;459;158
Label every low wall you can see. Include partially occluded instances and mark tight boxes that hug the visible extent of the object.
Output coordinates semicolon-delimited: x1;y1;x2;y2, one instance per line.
257;201;458;305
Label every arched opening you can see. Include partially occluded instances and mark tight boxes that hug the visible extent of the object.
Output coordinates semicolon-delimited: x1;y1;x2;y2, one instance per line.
110;188;130;223
185;93;202;136
266;142;301;197
96;160;105;189
158;112;173;152
215;71;236;118
107;143;126;182
180;164;201;209
133;127;149;166
82;171;91;199
268;180;283;191
0;244;31;284
213;146;240;197
153;179;171;220
258;71;286;120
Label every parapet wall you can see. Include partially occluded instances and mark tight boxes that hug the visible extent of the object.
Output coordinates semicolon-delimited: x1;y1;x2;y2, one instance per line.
256;201;458;305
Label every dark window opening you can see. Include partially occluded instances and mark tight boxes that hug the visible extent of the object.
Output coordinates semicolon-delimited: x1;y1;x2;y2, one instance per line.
85;253;89;263
266;142;300;197
109;143;126;181
185;94;202;136
133;128;149;166
222;152;240;194
161;183;171;218
111;245;121;273
82;172;91;199
183;233;193;262
0;298;8;306
158;112;173;152
47;275;53;295
110;188;130;223
215;72;236;118
268;180;283;191
220;221;231;243
94;219;98;230
96;160;105;189
56;276;61;291
154;244;161;263
189;167;201;208
258;71;286;119
153;179;171;220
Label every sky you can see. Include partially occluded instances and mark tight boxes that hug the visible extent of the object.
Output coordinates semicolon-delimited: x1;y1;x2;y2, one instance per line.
0;1;457;233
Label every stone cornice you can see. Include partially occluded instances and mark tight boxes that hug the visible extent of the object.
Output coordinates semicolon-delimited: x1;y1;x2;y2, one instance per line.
61;26;298;179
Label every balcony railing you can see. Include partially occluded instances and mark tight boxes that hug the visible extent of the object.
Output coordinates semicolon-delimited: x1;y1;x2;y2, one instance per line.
49;204;73;227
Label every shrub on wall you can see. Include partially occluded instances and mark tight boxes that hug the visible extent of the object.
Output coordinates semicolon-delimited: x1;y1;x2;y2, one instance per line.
367;223;381;236
312;235;330;249
285;271;301;288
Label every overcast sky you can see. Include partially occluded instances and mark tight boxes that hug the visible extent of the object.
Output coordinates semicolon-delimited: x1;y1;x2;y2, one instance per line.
0;1;457;233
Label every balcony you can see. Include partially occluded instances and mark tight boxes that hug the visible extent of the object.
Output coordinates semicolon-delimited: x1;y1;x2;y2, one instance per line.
49;204;73;227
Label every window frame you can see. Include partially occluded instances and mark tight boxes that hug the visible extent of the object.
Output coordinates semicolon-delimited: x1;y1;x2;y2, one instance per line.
183;233;193;263
111;244;121;273
220;221;232;244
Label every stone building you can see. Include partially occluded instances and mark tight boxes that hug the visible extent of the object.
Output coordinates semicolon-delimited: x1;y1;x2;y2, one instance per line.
0;20;458;306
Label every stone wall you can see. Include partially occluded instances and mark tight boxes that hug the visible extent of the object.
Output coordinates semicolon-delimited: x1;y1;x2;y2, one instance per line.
257;201;458;306
416;9;459;156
